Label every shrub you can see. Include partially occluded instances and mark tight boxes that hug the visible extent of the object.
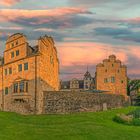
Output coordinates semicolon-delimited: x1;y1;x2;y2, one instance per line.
113;114;132;125
128;108;140;118
132;118;140;126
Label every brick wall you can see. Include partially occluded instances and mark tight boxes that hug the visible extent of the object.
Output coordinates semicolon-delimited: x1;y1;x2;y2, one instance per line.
43;91;126;114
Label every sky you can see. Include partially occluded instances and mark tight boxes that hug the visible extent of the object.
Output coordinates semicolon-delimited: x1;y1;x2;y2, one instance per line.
0;0;140;80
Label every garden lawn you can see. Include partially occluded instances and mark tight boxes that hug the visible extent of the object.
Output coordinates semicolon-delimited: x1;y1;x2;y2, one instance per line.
0;107;139;140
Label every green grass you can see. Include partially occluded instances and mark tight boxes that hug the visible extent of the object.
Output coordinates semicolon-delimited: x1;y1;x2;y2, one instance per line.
0;107;140;140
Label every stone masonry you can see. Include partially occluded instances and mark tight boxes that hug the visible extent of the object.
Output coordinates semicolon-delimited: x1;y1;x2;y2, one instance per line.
43;91;126;114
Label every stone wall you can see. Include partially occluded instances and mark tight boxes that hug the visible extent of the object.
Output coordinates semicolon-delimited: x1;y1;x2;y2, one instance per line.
8;100;34;115
43;91;126;114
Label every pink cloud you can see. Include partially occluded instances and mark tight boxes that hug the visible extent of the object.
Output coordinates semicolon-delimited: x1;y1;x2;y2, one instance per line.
130;17;140;22
130;47;140;59
0;7;90;22
58;42;140;79
0;0;21;6
57;42;128;67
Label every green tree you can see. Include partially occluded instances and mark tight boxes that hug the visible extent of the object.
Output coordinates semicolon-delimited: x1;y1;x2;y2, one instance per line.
127;79;140;105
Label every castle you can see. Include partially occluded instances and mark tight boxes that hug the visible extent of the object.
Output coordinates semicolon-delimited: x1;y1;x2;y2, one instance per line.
0;33;127;114
0;33;59;114
61;55;127;97
96;55;127;97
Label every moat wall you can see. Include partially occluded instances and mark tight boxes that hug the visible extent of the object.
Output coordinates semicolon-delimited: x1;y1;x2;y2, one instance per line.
43;91;127;114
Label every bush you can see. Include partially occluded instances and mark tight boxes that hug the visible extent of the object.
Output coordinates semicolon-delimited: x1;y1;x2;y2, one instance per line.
132;118;140;126
114;108;140;126
113;114;132;125
128;108;140;118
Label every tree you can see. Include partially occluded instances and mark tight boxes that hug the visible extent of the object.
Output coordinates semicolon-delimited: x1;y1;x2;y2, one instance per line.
127;79;140;105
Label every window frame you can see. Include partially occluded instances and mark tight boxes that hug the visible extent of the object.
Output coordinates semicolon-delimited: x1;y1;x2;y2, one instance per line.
18;64;22;72
9;67;12;75
5;87;8;95
24;63;28;71
11;51;14;58
16;50;19;56
111;76;115;83
5;69;7;76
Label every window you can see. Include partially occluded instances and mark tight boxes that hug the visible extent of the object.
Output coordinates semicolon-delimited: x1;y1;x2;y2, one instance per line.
111;76;115;83
24;63;28;71
112;64;114;67
5;87;8;95
121;80;124;84
14;83;18;93
11;43;14;47
16;50;19;56
9;68;12;75
5;69;7;76
13;81;28;93
118;70;120;73
19;81;24;92
18;64;22;72
11;52;14;58
16;41;18;45
104;78;108;83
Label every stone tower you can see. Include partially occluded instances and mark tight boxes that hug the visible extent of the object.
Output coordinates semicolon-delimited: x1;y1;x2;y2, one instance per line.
96;55;127;97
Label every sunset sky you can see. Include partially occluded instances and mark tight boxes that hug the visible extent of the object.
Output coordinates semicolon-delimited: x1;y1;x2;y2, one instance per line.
0;0;140;80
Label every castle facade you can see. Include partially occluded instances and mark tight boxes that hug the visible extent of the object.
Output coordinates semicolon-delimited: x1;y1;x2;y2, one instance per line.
0;33;59;114
96;55;127;97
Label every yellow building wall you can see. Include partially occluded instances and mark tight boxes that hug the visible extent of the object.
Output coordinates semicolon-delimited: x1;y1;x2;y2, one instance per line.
96;55;127;97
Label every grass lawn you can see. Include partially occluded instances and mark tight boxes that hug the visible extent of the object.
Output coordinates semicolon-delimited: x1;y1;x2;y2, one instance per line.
0;107;140;140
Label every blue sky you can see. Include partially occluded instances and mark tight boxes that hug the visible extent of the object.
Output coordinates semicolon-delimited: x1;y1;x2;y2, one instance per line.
0;0;140;80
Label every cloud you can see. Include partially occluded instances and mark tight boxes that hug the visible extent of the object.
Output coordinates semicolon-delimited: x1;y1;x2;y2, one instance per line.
0;7;93;30
0;8;91;22
94;27;140;43
0;0;21;6
68;0;111;7
57;42;128;67
57;41;140;80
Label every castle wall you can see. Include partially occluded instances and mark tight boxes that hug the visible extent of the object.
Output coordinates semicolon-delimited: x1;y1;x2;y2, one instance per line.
35;36;60;114
43;91;126;114
1;56;37;113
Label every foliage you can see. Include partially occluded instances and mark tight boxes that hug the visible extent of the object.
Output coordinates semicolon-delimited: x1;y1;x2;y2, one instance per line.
113;114;131;125
128;108;140;118
114;108;140;127
132;118;140;126
127;79;140;96
134;95;140;106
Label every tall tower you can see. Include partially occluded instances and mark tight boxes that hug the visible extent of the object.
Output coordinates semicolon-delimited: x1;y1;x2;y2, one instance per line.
96;55;127;97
